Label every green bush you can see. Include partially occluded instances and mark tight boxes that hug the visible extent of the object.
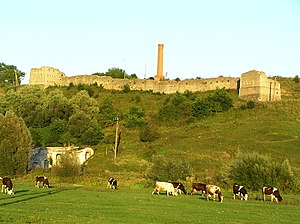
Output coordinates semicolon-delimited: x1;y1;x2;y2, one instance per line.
139;125;159;142
52;151;81;180
146;156;192;181
158;93;192;122
240;101;255;110
125;106;145;128
206;88;233;112
229;153;299;191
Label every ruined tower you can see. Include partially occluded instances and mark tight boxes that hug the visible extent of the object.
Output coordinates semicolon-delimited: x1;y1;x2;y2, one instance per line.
155;44;164;81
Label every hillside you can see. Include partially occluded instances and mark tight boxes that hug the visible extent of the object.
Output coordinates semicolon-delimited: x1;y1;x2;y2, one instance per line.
78;77;300;187
2;77;300;188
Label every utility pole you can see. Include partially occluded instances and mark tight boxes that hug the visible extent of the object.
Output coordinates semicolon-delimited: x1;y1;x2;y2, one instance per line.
114;115;119;159
14;70;19;86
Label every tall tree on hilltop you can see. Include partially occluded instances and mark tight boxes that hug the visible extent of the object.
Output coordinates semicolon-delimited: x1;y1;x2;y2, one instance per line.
0;62;25;86
0;111;32;176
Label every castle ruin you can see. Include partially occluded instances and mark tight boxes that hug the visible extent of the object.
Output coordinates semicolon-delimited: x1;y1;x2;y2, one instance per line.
29;66;281;101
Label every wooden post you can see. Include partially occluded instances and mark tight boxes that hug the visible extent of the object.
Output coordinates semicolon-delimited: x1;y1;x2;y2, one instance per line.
114;116;119;159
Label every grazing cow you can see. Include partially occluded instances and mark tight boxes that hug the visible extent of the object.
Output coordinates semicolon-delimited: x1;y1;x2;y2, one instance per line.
205;185;223;202
0;177;14;195
170;182;187;194
233;184;248;200
35;176;50;188
107;178;118;189
191;183;206;195
152;181;178;196
262;187;282;202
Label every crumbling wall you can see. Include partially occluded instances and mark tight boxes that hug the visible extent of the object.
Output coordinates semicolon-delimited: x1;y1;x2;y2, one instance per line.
29;66;281;101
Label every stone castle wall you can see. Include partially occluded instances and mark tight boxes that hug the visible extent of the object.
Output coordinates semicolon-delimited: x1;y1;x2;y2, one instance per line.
29;66;281;101
239;70;281;101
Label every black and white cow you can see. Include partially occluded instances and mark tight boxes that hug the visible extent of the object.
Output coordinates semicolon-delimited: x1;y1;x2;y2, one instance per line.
35;176;50;188
170;182;187;194
262;187;282;202
191;182;206;195
107;178;118;189
1;177;14;195
233;184;248;200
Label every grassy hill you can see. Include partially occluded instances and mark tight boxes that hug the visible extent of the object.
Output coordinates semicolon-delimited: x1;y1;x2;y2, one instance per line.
60;77;300;189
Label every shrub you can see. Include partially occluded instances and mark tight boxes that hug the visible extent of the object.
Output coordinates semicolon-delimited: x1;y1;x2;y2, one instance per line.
192;97;211;118
206;88;233;112
52;151;81;180
158;93;192;122
293;75;299;83
139;125;159;142
125;106;145;128
122;84;131;93
146;156;192;181
229;153;299;191
240;101;255;110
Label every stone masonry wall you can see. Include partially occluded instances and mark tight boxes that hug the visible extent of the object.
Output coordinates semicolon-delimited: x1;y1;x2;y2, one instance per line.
29;66;281;101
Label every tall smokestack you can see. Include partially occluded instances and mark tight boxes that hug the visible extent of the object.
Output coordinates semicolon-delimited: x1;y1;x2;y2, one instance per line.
155;44;164;81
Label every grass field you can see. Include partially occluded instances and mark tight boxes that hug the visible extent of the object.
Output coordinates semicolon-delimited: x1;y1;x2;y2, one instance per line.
0;180;299;224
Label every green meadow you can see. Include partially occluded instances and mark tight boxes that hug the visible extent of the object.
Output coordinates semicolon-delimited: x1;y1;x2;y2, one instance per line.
0;180;299;224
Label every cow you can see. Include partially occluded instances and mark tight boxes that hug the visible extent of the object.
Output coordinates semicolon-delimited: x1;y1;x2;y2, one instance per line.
170;182;187;194
205;185;223;202
107;178;118;189
262;187;282;202
191;182;206;195
233;184;248;200
35;176;50;188
0;177;14;195
152;181;178;196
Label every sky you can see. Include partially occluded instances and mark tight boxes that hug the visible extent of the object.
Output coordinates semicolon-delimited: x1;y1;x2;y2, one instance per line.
1;0;300;84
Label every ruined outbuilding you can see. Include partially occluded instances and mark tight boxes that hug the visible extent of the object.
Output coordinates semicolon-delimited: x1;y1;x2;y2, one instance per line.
29;146;94;169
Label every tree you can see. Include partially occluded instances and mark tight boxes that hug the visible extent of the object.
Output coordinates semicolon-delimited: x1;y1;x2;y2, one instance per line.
70;90;99;116
0;111;32;176
105;67;129;79
42;89;73;125
98;97;119;127
125;106;146;128
5;86;46;127
0;62;25;86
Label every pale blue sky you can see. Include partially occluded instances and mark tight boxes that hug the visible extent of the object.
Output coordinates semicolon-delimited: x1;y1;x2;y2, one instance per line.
1;0;300;84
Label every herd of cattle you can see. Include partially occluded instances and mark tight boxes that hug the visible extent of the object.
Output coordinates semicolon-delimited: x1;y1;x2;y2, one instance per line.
1;176;283;203
107;178;283;203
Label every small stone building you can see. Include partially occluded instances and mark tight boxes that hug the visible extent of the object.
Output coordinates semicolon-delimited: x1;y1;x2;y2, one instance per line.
29;146;94;169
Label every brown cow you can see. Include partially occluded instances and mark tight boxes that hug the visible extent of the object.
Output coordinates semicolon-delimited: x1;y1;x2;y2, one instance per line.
205;185;223;202
1;177;14;195
191;183;206;195
35;176;50;188
262;187;282;202
170;182;187;194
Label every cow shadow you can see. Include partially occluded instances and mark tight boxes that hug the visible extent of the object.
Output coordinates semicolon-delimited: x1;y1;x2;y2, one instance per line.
0;188;67;207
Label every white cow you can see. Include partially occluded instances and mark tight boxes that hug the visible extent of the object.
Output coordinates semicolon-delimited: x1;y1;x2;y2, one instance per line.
152;181;178;196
